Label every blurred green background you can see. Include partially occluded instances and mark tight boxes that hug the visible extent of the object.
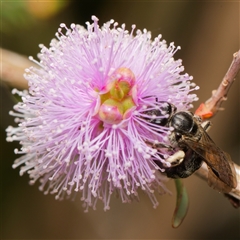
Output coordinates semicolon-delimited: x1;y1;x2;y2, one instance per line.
1;1;239;239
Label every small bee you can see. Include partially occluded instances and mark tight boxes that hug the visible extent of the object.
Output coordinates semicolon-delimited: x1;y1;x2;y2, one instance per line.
143;100;237;193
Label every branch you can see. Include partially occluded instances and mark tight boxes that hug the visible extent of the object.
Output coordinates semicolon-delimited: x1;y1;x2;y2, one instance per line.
195;50;240;207
195;50;240;119
0;48;33;89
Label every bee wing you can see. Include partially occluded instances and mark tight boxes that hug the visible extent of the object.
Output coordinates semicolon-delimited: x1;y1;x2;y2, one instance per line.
207;164;232;193
180;132;237;191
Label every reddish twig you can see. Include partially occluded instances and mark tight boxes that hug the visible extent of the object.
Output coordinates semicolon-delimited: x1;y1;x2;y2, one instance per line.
195;50;240;206
195;49;240;120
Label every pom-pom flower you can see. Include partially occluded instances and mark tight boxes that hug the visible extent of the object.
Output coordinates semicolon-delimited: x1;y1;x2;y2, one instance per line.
6;16;198;210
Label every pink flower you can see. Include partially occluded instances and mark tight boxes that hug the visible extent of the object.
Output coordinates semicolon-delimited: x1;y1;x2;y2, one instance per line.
6;16;198;210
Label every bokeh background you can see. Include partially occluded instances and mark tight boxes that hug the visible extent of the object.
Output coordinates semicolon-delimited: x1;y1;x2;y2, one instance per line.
1;1;239;239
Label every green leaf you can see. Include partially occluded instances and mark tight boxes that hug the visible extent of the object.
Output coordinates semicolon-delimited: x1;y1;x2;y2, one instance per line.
172;179;189;228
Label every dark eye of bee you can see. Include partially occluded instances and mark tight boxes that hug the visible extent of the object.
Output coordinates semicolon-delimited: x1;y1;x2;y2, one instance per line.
170;111;198;135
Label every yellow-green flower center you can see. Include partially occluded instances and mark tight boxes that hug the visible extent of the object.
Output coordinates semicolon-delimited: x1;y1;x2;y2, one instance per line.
98;67;137;124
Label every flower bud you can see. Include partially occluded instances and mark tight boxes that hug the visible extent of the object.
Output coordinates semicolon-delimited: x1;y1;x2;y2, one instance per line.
98;99;124;124
108;67;136;100
109;80;126;101
114;67;136;86
122;96;136;114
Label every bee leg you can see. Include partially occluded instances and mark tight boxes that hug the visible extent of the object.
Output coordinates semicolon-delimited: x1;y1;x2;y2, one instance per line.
201;121;211;131
165;150;185;166
145;140;173;150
